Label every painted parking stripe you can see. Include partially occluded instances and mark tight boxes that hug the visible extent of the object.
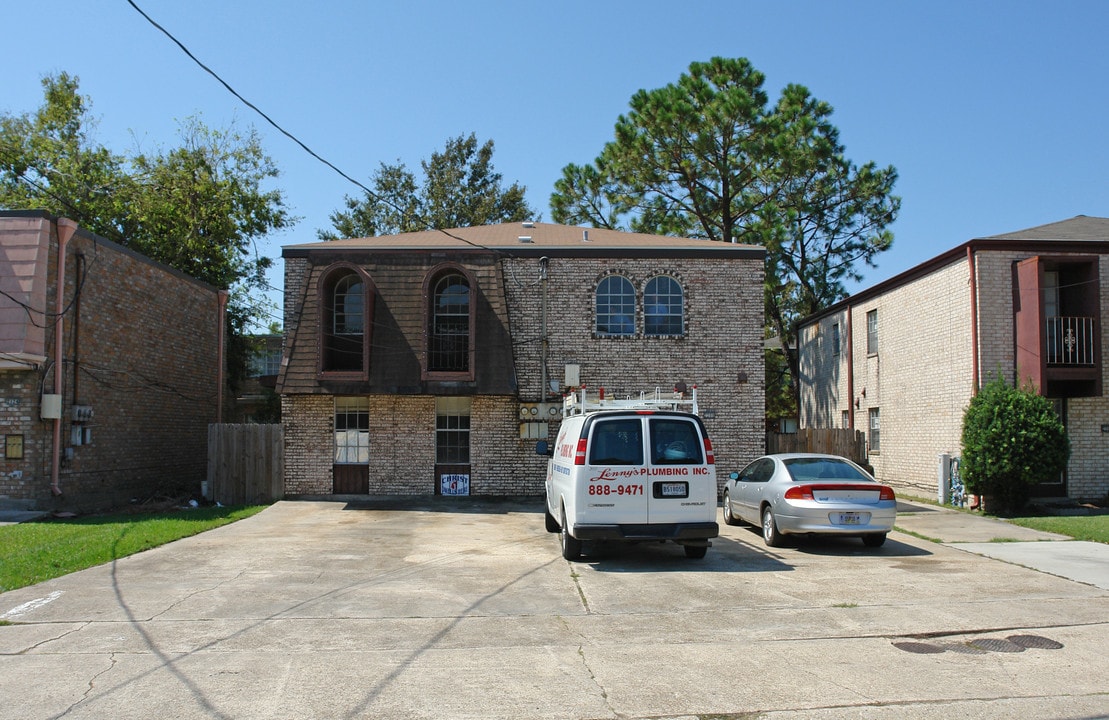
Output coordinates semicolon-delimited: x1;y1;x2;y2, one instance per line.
1;591;63;619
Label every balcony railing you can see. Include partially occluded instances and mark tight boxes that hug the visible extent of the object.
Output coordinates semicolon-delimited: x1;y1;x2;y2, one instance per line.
1046;316;1096;366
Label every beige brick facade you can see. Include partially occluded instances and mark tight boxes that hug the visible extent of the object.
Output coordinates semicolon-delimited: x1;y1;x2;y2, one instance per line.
799;219;1109;502
279;224;766;497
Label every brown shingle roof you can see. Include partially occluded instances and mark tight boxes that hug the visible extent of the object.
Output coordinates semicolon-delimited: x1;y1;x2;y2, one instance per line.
984;215;1109;241
284;222;763;257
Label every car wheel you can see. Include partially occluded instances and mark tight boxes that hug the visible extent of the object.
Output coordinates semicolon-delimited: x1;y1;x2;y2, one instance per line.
722;492;739;526
684;544;708;559
560;506;582;561
544;506;560;533
762;505;785;548
862;533;887;547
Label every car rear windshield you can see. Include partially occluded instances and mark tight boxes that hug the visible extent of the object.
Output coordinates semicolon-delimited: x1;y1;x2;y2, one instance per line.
783;458;870;482
648;418;704;465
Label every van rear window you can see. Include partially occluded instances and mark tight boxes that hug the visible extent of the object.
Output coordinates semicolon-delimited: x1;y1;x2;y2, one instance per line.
588;419;644;465
649;418;704;465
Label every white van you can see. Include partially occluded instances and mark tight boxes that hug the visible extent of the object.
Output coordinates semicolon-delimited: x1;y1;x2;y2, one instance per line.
536;387;718;560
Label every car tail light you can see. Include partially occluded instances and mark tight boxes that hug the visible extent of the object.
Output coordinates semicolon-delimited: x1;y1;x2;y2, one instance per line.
879;486;896;501
574;438;588;466
703;438;715;464
784;485;814;500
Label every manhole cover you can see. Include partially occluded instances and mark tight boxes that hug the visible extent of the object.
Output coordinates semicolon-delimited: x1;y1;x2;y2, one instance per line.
893;641;945;654
940;642;988;655
1007;634;1064;650
969;638;1025;653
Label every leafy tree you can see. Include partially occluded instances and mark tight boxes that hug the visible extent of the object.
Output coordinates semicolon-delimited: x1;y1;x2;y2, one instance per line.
960;375;1069;516
0;73;294;406
319;133;534;239
550;57;900;407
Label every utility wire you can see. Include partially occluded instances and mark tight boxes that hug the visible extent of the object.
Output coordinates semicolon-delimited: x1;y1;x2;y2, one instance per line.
125;0;504;258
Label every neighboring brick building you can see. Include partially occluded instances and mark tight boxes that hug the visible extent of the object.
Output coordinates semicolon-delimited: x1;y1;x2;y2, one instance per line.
0;211;224;511
278;222;766;497
797;216;1109;501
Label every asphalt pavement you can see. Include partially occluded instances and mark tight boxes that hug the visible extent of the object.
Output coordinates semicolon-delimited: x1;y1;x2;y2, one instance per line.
1;497;1107;719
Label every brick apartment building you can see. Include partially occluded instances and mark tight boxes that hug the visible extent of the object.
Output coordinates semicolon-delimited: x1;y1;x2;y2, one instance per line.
278;222;766;497
797;216;1109;501
0;211;225;511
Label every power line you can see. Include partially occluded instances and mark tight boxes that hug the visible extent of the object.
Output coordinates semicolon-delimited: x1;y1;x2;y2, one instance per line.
125;0;518;259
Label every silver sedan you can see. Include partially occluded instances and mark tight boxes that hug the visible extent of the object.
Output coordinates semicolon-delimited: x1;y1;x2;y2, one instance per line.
722;454;896;547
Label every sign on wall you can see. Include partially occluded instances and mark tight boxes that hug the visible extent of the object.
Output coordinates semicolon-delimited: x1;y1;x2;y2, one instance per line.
440;474;470;496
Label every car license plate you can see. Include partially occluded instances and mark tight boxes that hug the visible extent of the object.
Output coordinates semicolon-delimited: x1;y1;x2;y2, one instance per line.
837;512;862;525
658;482;688;498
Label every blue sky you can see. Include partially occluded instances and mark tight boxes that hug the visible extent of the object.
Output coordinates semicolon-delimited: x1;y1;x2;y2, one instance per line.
4;1;1107;324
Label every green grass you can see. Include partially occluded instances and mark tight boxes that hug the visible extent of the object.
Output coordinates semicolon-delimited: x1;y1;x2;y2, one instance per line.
0;504;267;593
1006;513;1109;544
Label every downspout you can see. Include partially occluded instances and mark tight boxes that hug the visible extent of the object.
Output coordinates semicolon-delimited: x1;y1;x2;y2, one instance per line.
967;246;980;395
217;290;229;422
51;218;78;496
539;257;549;402
845;308;854;429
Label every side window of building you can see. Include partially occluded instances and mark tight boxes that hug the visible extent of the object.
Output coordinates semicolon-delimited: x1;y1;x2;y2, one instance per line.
832;322;841;356
595;275;635;336
868;407;880;453
435;397;471;464
334;397;369;464
644;276;684;336
428;272;471;372
866;309;878;355
322;270;368;372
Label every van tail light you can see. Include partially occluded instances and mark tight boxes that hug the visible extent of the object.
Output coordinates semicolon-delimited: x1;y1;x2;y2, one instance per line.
574;438;588;466
879;486;896;501
703;438;715;464
784;485;814;501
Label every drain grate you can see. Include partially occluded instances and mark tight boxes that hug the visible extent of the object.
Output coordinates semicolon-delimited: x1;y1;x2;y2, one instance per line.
893;633;1063;655
940;642;989;655
968;638;1025;653
1007;634;1064;650
892;641;945;654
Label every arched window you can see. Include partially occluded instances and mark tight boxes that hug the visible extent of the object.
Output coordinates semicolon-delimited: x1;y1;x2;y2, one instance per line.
322;269;368;372
595;275;635;336
644;276;684;336
429;273;470;372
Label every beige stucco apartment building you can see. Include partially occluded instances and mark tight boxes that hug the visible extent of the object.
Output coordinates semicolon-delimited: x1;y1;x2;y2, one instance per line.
798;216;1108;501
278;222;766;497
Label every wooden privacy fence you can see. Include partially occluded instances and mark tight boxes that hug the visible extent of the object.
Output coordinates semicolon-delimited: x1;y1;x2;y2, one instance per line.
765;428;869;467
207;424;284;505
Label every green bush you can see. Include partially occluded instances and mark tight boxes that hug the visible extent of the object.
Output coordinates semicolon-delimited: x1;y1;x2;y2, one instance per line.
960;375;1069;516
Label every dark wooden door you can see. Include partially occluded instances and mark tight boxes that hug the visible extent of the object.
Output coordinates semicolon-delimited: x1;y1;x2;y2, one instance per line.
333;464;369;494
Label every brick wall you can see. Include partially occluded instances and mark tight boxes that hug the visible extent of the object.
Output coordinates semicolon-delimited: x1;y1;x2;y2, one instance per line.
281;248;765;497
800;248;1109;501
0;215;220;511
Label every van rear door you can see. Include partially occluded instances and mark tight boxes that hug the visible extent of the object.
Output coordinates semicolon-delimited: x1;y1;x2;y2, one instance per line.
582;416;649;524
645;416;716;524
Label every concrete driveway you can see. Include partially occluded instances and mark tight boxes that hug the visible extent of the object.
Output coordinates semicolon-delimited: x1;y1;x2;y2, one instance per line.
1;497;1107;719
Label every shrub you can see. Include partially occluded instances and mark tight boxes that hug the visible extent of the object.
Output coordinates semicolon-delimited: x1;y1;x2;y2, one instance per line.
960;375;1069;516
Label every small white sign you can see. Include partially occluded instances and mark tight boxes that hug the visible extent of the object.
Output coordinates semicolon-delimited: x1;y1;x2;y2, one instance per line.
441;474;470;496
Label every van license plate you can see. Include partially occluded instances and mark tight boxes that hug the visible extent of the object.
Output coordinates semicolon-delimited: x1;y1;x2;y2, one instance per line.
658;482;688;498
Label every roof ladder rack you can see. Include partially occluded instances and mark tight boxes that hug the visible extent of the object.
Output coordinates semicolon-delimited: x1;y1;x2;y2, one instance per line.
561;385;700;417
